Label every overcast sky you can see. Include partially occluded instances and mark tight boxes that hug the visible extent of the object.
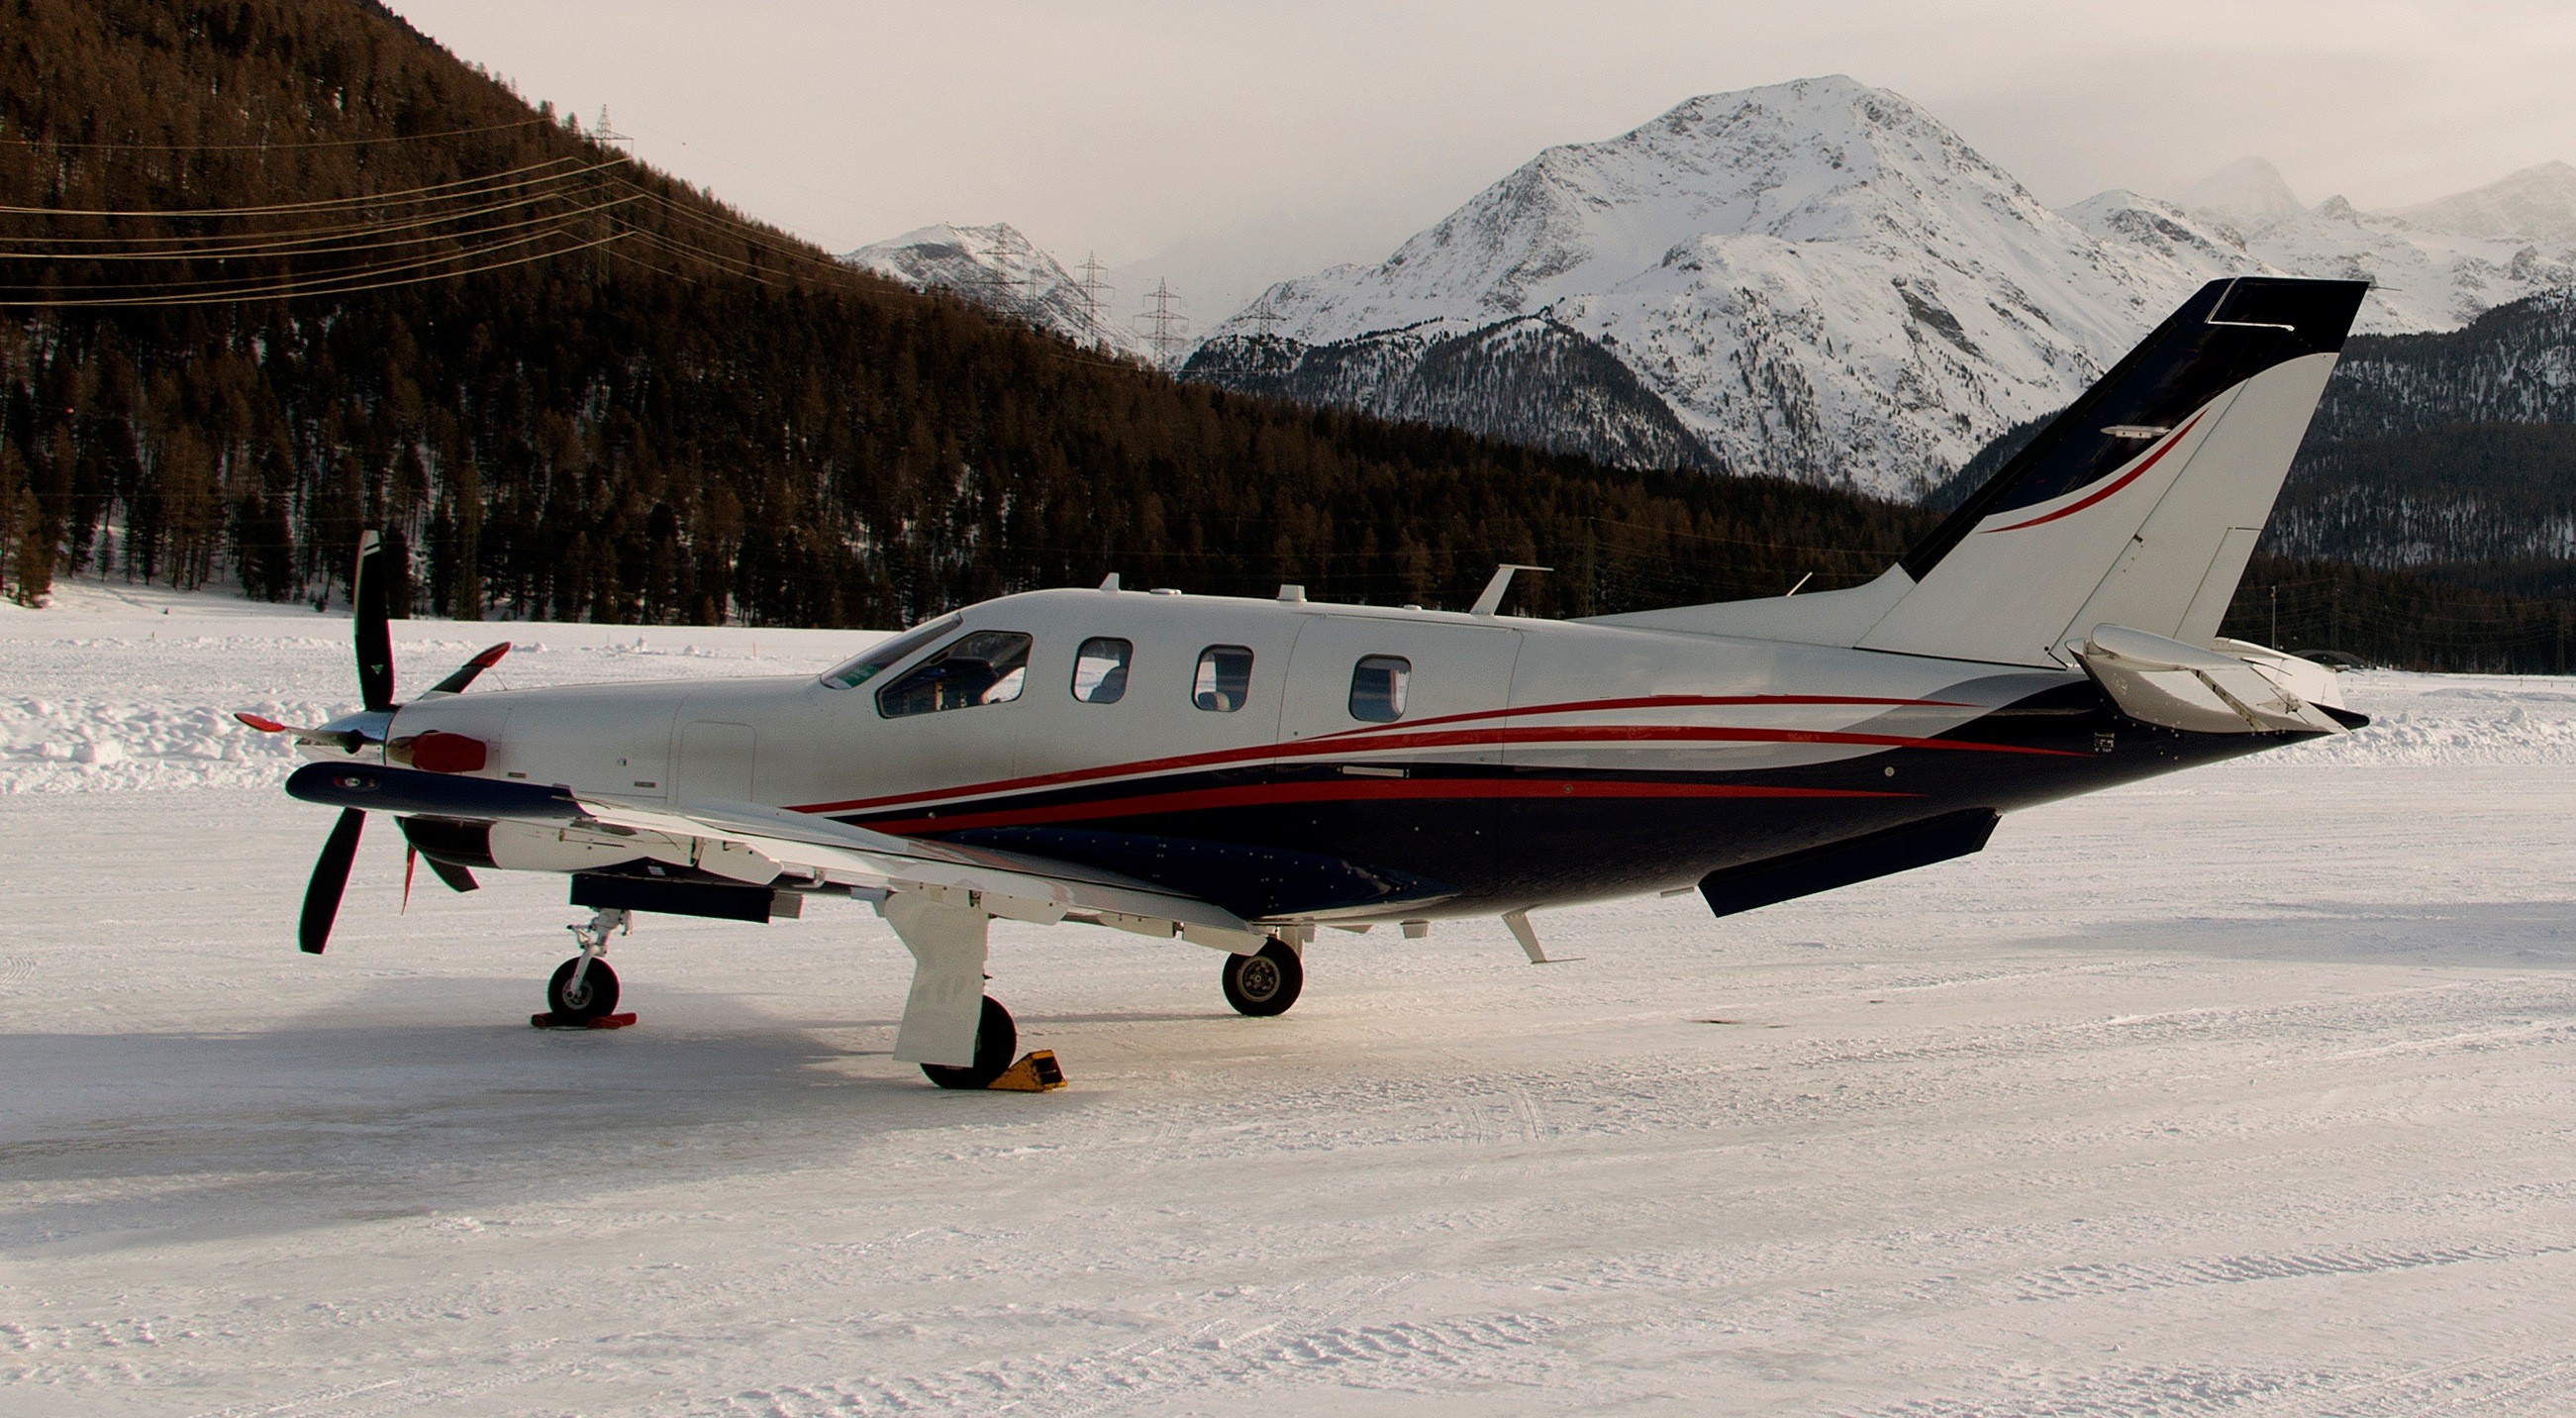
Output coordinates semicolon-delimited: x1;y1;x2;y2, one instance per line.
390;0;2576;318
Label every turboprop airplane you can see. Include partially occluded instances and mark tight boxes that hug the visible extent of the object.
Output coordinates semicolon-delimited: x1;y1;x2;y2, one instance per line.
246;275;2370;1087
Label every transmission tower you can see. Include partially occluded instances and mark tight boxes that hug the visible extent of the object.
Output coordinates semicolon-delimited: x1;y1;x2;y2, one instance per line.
1140;279;1188;366
1243;290;1283;339
1075;253;1112;348
591;105;631;152
981;225;1026;317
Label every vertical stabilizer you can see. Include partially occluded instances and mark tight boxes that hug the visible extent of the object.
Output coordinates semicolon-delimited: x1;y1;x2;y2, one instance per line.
1855;277;2368;666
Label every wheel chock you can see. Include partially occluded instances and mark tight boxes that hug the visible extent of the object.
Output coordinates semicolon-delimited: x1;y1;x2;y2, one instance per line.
986;1050;1066;1091
530;1012;639;1030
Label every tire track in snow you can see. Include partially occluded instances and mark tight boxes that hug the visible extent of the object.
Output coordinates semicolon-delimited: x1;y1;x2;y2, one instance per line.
713;1310;1559;1415
2001;1241;2570;1305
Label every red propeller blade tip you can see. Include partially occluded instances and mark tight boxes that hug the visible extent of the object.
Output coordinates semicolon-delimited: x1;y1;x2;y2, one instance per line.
236;712;288;733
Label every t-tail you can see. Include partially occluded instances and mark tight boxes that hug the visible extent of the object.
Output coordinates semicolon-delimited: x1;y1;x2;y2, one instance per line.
1597;275;2372;679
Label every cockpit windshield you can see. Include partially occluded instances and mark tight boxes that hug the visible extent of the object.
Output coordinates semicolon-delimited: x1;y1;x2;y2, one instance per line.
820;615;960;690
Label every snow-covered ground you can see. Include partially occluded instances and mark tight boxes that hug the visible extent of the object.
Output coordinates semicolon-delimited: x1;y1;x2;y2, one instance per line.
10;583;2576;1414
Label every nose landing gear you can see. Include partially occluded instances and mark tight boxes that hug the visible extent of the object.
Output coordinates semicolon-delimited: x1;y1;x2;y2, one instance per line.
544;907;629;1024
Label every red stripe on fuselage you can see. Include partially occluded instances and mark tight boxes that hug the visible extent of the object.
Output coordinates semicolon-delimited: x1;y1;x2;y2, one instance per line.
1978;412;2205;535
785;692;2016;816
856;777;1915;835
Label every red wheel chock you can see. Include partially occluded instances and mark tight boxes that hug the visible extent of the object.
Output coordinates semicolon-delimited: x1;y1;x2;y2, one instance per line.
531;1012;638;1030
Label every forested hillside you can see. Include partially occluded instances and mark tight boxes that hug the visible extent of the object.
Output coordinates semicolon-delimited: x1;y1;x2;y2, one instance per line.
0;0;1930;626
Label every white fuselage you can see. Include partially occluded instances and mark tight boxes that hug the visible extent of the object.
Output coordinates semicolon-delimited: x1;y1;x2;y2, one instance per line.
376;586;2170;923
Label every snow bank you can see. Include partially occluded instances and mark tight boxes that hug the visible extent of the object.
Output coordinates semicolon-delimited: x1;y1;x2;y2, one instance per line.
0;579;870;794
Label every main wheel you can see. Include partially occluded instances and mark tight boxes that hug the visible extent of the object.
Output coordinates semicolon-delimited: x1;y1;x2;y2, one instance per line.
546;957;621;1022
1222;943;1304;1017
922;995;1018;1089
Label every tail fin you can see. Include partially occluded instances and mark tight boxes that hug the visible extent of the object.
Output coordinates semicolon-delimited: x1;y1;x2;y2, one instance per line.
1854;277;2368;666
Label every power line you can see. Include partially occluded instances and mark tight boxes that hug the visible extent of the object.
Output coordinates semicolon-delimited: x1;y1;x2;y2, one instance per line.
0;182;626;262
0;117;549;152
0;156;613;219
0;227;632;310
0;192;637;296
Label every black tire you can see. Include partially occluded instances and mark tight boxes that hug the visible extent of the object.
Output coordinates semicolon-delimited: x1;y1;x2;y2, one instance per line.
922;995;1018;1090
546;957;620;1022
1222;943;1304;1017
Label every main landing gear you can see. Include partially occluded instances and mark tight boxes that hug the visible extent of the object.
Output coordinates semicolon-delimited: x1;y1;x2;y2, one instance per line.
1222;941;1304;1017
921;995;1019;1090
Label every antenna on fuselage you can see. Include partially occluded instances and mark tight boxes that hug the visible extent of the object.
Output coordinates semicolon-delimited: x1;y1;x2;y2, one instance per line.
1470;564;1550;618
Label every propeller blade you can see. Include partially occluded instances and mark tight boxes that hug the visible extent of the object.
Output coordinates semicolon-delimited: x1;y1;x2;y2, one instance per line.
424;856;480;893
353;531;394;713
425;642;512;696
403;846;417;914
300;808;365;955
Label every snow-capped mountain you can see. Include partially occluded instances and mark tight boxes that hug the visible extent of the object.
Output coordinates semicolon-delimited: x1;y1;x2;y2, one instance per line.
2175;156;2309;231
2063;170;2576;337
1188;77;2576;499
846;224;1148;360
2393;160;2576;244
1191;77;2237;497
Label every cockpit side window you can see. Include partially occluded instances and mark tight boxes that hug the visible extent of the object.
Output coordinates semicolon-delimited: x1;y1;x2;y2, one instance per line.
821;615;960;690
1193;646;1253;712
876;630;1034;718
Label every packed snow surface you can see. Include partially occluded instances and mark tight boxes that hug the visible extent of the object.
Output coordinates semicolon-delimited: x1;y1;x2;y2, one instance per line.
11;583;2576;1413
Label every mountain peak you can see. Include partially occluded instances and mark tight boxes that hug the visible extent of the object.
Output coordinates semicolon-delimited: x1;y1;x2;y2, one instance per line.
846;224;1146;359
2176;157;2306;230
2394;159;2576;243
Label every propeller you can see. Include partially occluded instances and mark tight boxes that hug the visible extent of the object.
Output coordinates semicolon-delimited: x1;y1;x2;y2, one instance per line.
302;809;365;953
242;532;507;955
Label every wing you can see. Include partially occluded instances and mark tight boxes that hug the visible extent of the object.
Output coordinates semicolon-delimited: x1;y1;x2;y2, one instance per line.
282;762;1269;951
581;796;1269;949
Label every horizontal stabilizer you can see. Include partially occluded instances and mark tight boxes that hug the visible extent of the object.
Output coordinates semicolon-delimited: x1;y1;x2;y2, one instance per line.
2074;624;2345;734
1699;809;1999;919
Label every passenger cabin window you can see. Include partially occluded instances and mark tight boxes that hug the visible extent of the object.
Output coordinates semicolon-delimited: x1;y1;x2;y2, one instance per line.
1348;655;1411;723
876;630;1033;718
1071;637;1133;704
1193;646;1253;712
821;615;959;689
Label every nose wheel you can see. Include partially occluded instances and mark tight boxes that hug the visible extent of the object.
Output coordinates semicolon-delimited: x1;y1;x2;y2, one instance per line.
546;956;622;1022
1222;942;1303;1017
544;906;628;1024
